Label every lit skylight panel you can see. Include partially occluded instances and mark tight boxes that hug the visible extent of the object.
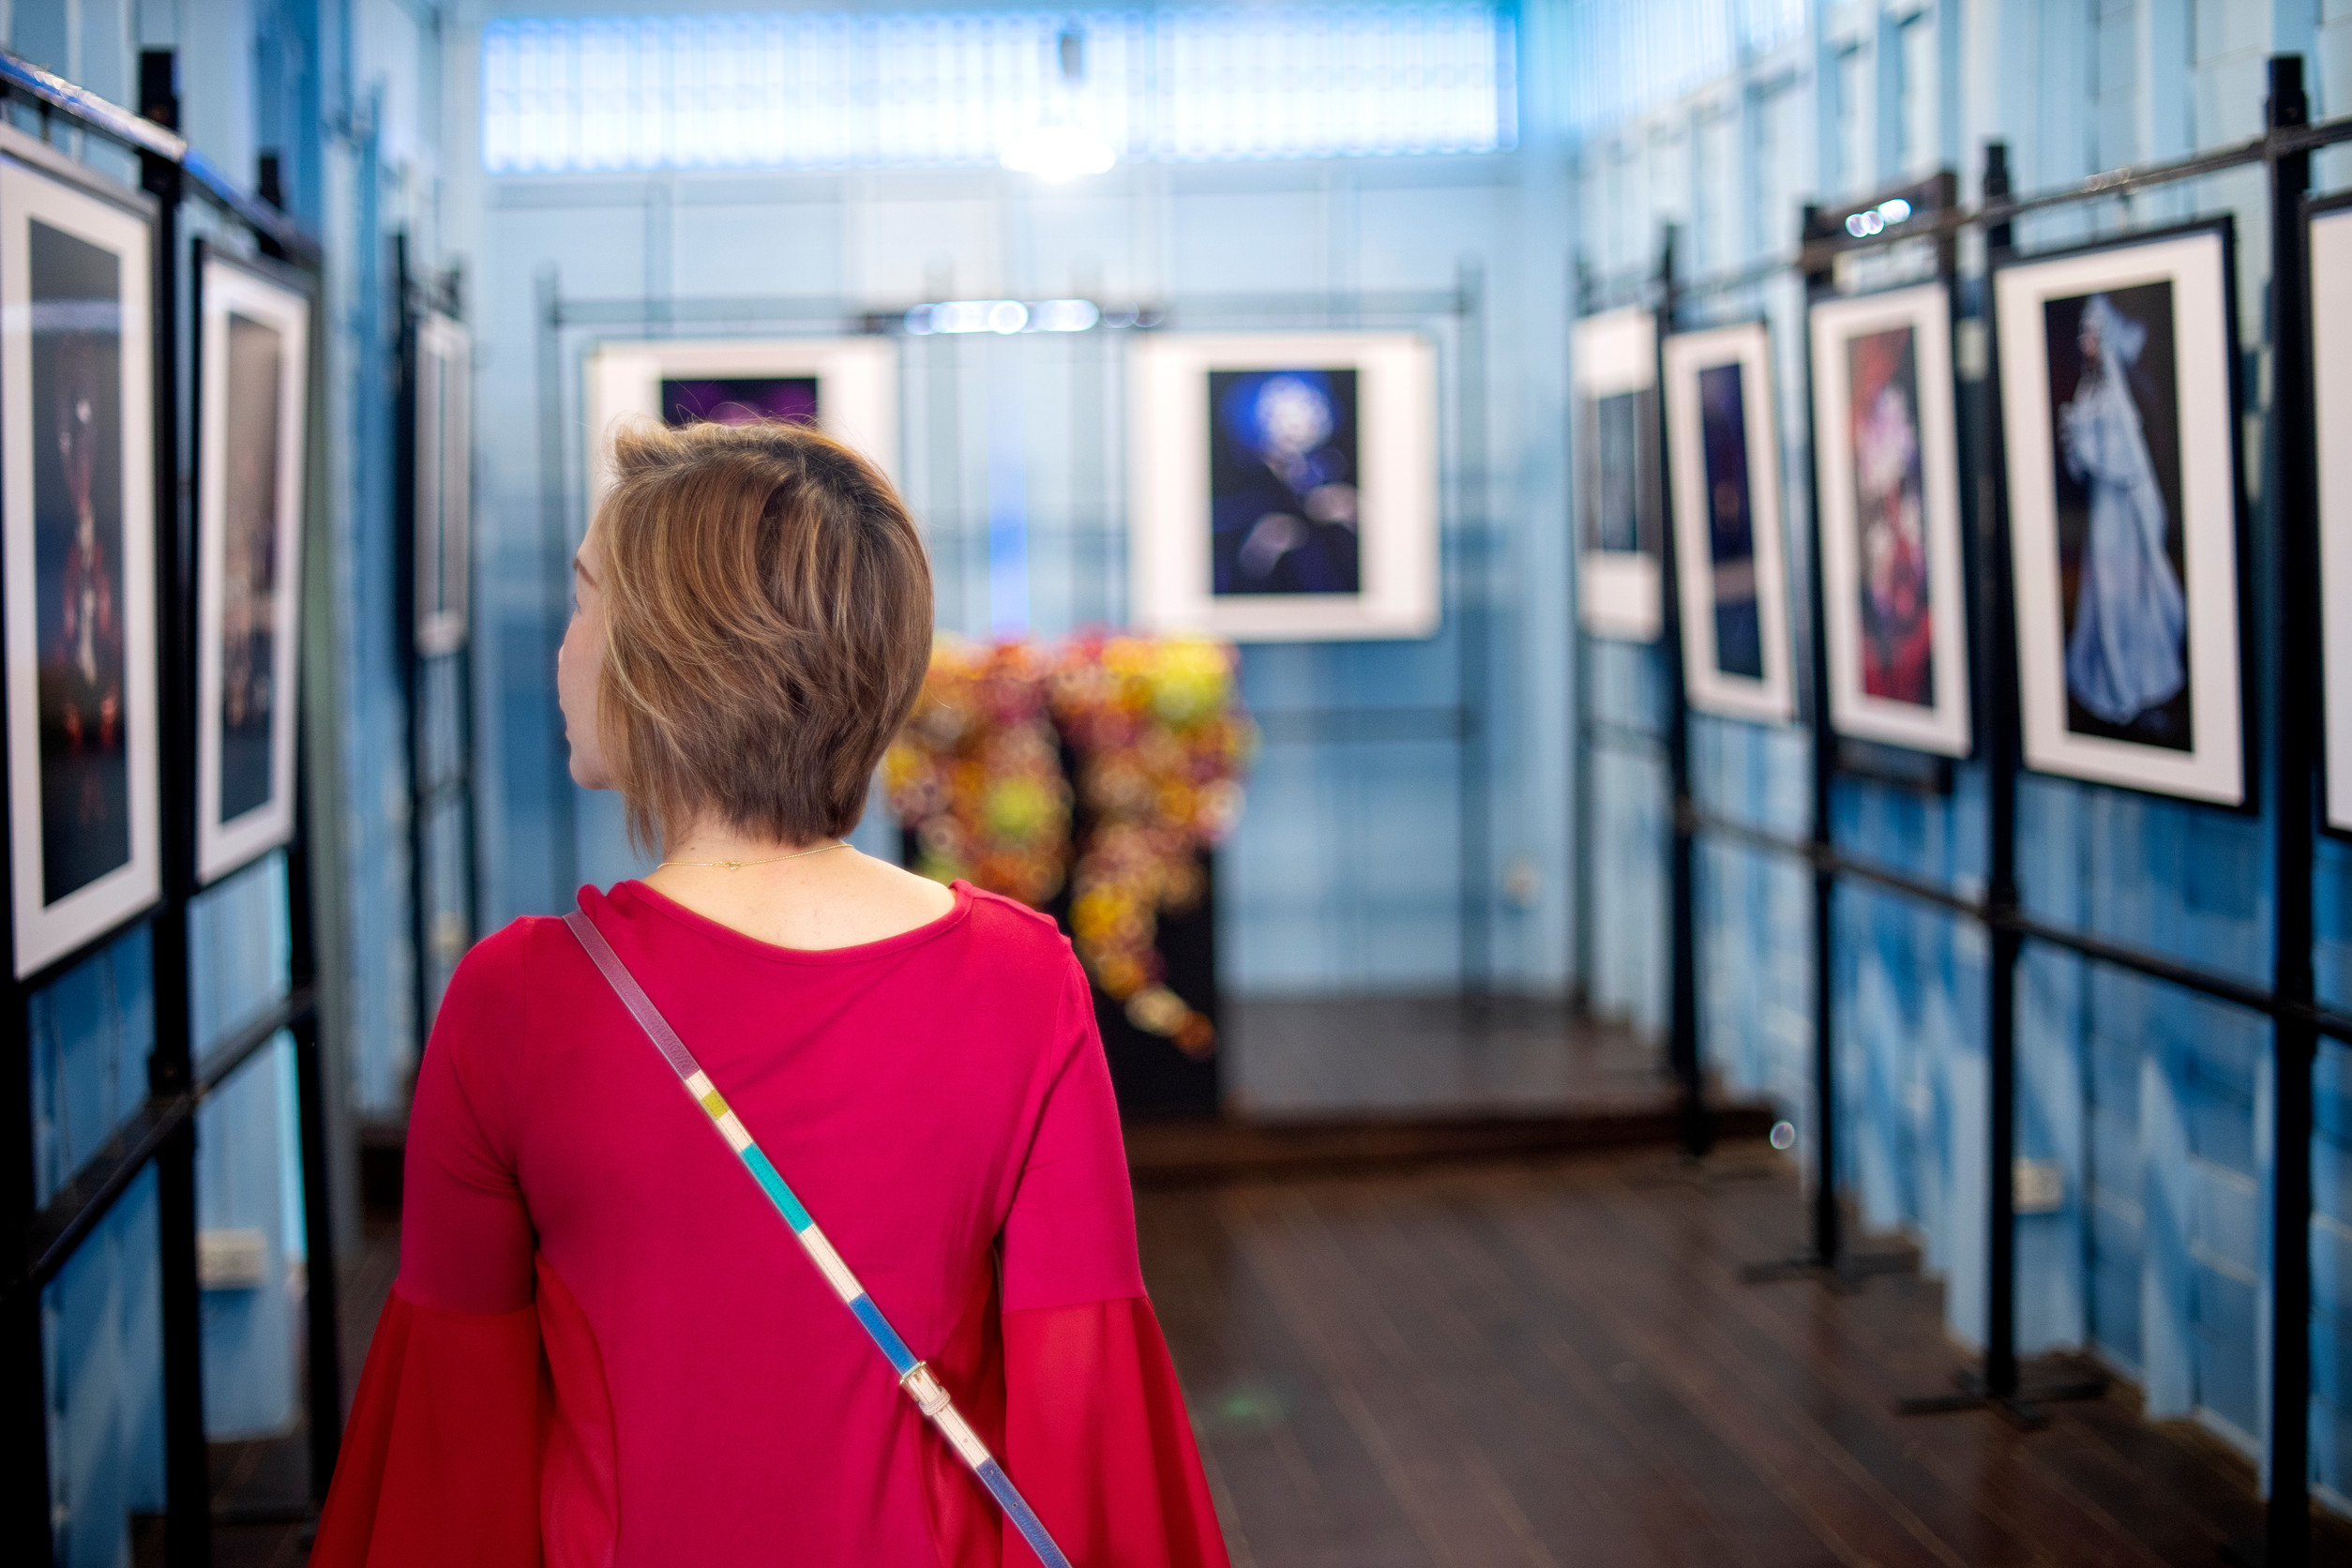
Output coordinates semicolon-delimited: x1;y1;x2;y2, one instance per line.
481;6;1515;174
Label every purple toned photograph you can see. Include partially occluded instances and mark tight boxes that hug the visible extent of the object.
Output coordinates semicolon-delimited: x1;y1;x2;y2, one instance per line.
661;376;819;429
31;218;129;905
1696;360;1761;680
218;311;284;823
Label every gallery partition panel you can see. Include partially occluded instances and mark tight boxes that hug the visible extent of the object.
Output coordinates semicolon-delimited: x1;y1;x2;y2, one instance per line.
0;44;334;1567
1572;57;2352;1566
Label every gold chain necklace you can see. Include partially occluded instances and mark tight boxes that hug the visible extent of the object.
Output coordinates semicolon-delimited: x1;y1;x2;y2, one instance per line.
656;840;852;872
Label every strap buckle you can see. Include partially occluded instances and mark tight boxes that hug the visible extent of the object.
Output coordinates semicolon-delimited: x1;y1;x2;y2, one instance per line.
900;1361;953;1417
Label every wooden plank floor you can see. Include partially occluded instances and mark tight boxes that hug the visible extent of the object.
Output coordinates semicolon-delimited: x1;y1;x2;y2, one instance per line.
1140;1148;2352;1568
207;1145;2345;1566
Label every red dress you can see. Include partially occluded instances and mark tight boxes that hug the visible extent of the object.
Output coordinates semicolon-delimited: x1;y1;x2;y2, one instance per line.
314;880;1229;1568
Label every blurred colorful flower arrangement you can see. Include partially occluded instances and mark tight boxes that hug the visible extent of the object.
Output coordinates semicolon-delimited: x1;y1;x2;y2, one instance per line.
882;633;1255;1058
1050;635;1255;1058
879;639;1071;909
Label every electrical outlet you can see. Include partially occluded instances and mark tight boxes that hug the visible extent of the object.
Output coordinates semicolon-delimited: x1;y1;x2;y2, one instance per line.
197;1229;268;1290
2013;1158;2064;1215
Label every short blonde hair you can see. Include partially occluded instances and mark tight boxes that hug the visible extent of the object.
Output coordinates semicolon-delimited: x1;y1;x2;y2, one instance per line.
593;418;932;852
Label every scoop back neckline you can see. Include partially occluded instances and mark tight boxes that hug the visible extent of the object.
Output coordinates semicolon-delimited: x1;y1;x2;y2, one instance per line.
596;877;975;964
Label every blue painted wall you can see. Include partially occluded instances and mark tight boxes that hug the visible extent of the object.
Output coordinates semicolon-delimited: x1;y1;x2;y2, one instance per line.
1561;0;2352;1510
10;0;455;1558
455;1;1584;1007
18;0;2352;1555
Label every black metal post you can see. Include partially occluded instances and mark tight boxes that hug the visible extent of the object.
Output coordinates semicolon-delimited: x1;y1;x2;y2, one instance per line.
289;761;341;1498
1456;259;1492;1003
1897;140;2102;1427
2;880;43;1551
273;144;344;1495
139;48;211;1568
1742;204;1870;1284
1979;141;2024;1411
1571;261;1593;1011
1802;211;1842;1269
393;238;430;1059
535;268;579;901
2263;53;2317;1568
1653;226;1711;1159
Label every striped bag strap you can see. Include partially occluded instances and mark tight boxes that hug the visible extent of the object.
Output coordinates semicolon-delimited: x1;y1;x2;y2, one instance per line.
562;907;1077;1568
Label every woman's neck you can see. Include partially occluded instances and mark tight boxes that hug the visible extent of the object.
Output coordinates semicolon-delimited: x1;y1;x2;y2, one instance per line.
638;819;956;952
656;829;843;872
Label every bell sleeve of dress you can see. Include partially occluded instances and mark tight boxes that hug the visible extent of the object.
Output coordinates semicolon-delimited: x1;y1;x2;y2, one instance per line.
312;924;546;1568
995;958;1231;1568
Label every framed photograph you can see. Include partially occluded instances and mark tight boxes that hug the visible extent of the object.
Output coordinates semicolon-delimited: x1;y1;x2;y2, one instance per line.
1663;323;1794;722
1128;331;1439;641
1573;307;1663;641
1809;282;1972;757
1994;224;2245;807
2313;197;2352;833
414;310;470;656
0;141;159;976
194;248;310;885
585;337;898;506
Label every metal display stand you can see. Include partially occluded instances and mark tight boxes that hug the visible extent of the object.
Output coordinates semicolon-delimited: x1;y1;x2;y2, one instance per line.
395;241;479;1053
0;47;332;1567
1569;253;1711;1155
535;273;1500;1002
1576;53;2352;1567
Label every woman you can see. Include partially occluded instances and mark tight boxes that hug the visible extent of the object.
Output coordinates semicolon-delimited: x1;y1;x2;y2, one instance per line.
2060;292;2186;729
315;419;1229;1566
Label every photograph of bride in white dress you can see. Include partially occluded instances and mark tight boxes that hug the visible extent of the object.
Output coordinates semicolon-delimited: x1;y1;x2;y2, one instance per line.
2042;284;2191;751
1996;224;2243;806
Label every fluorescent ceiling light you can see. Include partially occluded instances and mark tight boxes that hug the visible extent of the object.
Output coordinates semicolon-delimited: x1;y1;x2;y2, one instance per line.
1000;125;1117;181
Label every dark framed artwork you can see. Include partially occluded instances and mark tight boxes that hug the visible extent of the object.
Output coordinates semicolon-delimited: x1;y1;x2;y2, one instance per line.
414;311;471;657
194;248;310;885
661;374;816;429
1573;307;1663;641
2313;197;2352;834
1129;331;1439;641
1663;322;1793;722
1206;367;1362;598
1808;281;1972;758
1994;224;2246;807
0;141;159;976
585;338;898;509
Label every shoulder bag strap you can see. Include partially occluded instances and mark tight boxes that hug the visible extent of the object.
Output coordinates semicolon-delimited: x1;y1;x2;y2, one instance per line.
562;905;1077;1568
